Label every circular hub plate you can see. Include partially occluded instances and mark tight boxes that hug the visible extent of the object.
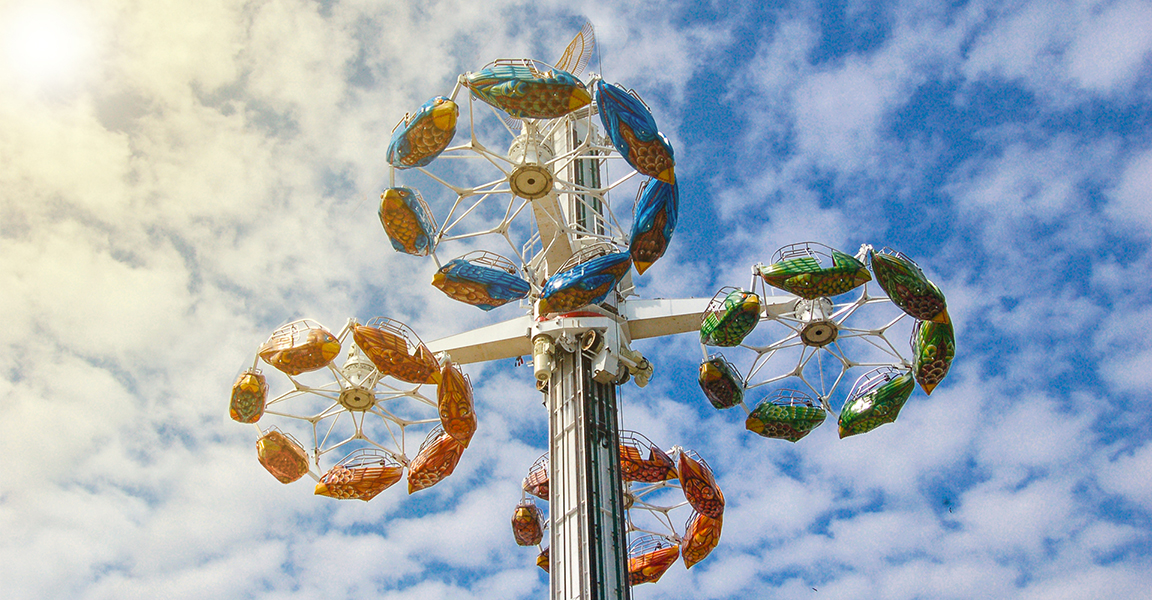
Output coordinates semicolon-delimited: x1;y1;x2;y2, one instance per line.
509;164;554;199
338;387;376;411
801;320;839;347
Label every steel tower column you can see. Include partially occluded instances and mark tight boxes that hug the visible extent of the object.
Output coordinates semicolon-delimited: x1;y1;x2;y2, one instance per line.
547;346;630;600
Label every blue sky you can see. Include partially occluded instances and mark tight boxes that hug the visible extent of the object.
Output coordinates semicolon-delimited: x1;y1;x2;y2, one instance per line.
2;0;1151;598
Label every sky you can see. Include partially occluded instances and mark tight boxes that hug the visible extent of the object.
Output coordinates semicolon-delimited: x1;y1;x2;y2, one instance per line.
2;0;1151;598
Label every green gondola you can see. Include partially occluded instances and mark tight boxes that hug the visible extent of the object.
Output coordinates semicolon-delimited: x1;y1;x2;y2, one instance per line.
757;243;871;299
868;248;949;323
745;390;826;442
700;288;761;347
838;368;915;438
912;319;955;395
697;355;744;409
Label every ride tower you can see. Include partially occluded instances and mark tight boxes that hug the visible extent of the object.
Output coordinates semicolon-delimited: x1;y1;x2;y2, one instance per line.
229;22;956;600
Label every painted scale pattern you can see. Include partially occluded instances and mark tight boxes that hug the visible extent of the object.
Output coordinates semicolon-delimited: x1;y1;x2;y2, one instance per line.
595;80;675;184
758;250;872;299
681;512;723;569
511;502;545;546
379;187;436;257
256;430;310;484
677;453;724;519
258;325;341;376
464;63;591;119
386;96;458;169
838;371;916;439
619;443;677;483
432;258;531;311
628;545;680;585
700;289;761;347
523;465;549;501
406;431;465;493
745;401;826;442
913;319;955;395
352;324;439;385
537;547;550;573
629;179;679;275
229;369;267;424
538;251;632;314
314;462;403;502
437;361;477;447
869;250;949;323
698;356;744;409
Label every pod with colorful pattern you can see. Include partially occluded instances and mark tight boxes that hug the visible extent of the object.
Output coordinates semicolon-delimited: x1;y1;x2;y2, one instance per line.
314;449;403;501
757;245;871;299
629;179;678;275
595;80;675;184
700;288;761;347
432;256;531;311
912;319;955;395
386;96;458;169
838;368;915;438
464;61;591;119
256;428;310;484
258;320;341;376
697;355;744;409
229;369;267;423
869;248;949;323
681;512;722;569
379;187;437;257
538;251;632;314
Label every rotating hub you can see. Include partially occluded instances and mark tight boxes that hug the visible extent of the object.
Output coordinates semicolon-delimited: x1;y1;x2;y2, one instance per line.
796;297;839;348
510;164;554;199
338;386;377;411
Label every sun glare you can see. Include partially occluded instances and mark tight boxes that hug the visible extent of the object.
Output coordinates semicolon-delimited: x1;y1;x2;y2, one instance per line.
3;3;93;86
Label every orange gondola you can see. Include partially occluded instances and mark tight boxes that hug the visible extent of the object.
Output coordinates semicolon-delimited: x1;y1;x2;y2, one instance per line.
523;454;549;500
437;360;476;447
619;430;677;483
681;511;723;569
407;426;465;494
678;451;724;519
315;448;403;501
352;317;440;384
256;427;310;484
627;536;680;585
258;320;341;376
229;368;268;423
537;547;550;573
511;500;545;546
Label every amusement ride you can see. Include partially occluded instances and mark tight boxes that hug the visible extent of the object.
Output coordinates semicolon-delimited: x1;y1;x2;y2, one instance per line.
228;22;955;600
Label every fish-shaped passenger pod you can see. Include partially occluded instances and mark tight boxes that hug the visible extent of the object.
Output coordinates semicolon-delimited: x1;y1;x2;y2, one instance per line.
431;252;531;311
538;250;632;315
677;452;724;519
629;179;678;275
379;187;437;257
437;360;477;447
868;248;949;323
407;427;466;494
627;537;681;585
314;449;403;501
838;367;915;438
352;317;440;384
698;355;744;409
681;512;722;569
511;500;545;546
522;454;549;500
700;288;761;347
386;96;458;169
536;547;550;572
464;60;592;119
912;319;955;395
257;428;310;484
229;368;268;423
619;431;677;483
745;389;826;442
595;80;675;184
757;243;872;300
258;320;341;376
